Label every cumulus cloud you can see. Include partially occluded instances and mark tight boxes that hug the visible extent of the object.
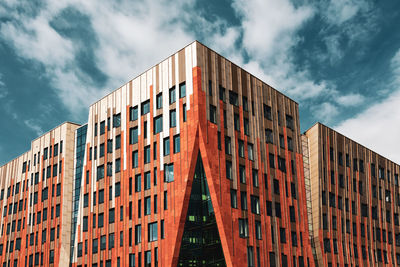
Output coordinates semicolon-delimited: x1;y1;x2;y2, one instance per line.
0;0;388;151
311;102;340;124
0;0;195;120
335;93;365;106
336;49;400;163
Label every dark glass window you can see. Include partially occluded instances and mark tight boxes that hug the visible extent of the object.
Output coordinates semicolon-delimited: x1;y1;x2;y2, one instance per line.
173;135;180;153
179;82;186;98
170;109;176;128
169;86;176;104
130;106;138;121
141;100;150;115
130;127;138;144
156;93;162;109
113;113;121;128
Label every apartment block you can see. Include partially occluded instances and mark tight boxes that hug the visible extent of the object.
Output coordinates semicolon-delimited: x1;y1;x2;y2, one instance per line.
0;122;80;266
0;41;398;267
303;123;400;267
66;41;314;267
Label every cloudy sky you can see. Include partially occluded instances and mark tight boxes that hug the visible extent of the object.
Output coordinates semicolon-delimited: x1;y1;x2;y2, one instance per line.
0;0;399;165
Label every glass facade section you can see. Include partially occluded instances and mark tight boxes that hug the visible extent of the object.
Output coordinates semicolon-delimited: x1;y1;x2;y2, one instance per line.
178;153;226;266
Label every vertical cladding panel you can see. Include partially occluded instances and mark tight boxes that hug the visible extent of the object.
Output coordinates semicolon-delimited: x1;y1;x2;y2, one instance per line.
185;44;193;109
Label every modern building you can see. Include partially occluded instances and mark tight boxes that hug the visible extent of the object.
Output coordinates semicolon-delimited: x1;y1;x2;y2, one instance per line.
303;123;400;267
69;41;315;267
0;122;80;266
0;41;398;267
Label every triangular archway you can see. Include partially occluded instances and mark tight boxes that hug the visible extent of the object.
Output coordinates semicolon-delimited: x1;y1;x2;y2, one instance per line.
177;153;226;266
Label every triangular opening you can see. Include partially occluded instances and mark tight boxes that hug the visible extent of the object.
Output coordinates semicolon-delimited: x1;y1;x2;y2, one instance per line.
178;153;226;267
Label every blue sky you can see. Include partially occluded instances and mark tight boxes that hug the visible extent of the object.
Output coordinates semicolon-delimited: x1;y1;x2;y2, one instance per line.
1;0;400;165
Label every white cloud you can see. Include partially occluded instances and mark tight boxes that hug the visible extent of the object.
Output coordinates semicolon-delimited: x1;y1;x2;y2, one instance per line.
322;0;371;25
311;102;339;124
0;0;196;119
336;90;400;164
23;119;44;136
336;49;400;163
335;93;365;106
0;73;7;98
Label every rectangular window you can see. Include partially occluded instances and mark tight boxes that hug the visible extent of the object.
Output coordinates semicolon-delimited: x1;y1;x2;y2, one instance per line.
170;109;176;128
107;162;113;176
242;96;248;111
113;113;121;128
164;191;168;210
130;106;138;121
98;213;104;228
219;85;225;102
252;169;258;187
241;191;247;210
148;222;158;242
109;208;115;223
135;224;142;245
144;172;151;190
286;114;293;130
179;82;186;98
97;165;104;180
156;93;162;109
269;153;275;168
173;135;180;153
141;100;150;115
250;195;260;214
144;196;151;215
264;105;272;120
164;137;170;156
225;136;231;155
154;115;163;134
183;104;187;122
99;143;105;158
209;105;217;124
169;86;176;104
239;218;249;238
229;91;239;106
164;163;174;182
135;174;141;192
248;144;254;160
234;113;240;131
247;246;254;267
130;127;138;144
144;146;151;164
226;160;232;180
255;221;262;240
100;121;105;135
230;189;237;208
244;118;249;135
238;140;245;158
239;165;246;184
132;150;139;168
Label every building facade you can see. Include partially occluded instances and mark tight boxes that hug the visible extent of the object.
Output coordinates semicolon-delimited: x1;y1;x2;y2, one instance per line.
68;41;315;267
0;41;399;267
0;122;80;266
303;123;400;267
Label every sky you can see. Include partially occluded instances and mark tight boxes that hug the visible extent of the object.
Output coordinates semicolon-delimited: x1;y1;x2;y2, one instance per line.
0;0;400;165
